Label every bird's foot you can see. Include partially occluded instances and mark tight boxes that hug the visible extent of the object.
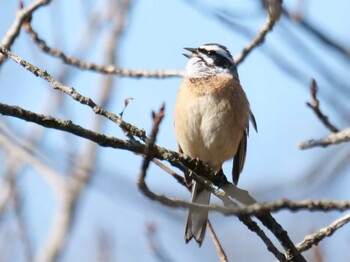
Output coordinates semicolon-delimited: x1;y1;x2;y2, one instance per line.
212;169;229;188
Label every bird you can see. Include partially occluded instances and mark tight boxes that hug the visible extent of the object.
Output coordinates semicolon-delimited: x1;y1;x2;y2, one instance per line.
174;43;257;246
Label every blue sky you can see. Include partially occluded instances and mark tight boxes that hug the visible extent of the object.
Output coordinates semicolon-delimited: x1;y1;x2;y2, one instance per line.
1;0;350;261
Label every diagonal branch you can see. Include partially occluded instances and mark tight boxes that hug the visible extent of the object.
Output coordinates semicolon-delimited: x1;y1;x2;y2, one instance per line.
297;212;350;253
306;79;339;132
0;0;52;65
234;0;282;65
0;101;325;261
207;221;228;262
282;8;350;60
0;46;147;141
3;103;350;216
137;105;286;261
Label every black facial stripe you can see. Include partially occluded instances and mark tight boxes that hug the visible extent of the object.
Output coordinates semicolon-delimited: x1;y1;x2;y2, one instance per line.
199;51;232;68
214;56;232;68
198;48;213;56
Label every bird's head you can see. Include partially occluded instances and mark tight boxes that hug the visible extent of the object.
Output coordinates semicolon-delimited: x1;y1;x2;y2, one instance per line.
183;43;237;77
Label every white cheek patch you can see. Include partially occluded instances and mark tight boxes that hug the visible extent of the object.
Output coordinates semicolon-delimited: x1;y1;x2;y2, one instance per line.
204;56;214;65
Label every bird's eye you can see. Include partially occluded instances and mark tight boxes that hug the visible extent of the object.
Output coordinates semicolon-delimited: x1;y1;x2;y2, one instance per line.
199;48;214;56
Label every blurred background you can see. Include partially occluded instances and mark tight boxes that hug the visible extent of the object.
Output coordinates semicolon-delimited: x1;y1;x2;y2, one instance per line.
0;0;349;261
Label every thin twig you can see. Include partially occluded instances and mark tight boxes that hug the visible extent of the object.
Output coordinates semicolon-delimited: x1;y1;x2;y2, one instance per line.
306;79;339;132
234;0;282;65
23;21;184;78
282;8;350;59
152;159;188;187
296;212;350;253
299;128;350;149
0;0;52;65
207;221;228;262
137;104;166;197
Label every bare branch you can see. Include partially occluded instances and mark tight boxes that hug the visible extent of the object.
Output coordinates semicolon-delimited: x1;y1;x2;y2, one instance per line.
0;46;147;141
239;215;287;262
3;103;349;216
234;0;282;65
282;8;350;60
0;0;52;65
297;212;350;253
152;159;275;262
23;21;184;78
136;105;288;261
299;128;350;149
207;221;228;262
0;101;308;261
306;79;339;132
152;159;188;187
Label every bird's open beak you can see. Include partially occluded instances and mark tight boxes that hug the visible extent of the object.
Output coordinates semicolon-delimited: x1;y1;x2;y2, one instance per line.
183;47;197;59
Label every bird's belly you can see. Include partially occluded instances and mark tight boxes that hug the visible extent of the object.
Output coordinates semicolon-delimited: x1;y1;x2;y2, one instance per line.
177;95;243;169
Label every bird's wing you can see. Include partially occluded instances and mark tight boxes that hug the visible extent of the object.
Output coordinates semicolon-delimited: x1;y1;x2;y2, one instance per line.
249;109;258;133
232;130;247;185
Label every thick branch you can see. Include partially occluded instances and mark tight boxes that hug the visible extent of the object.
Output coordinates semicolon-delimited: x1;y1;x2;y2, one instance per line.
0;101;310;261
3;103;350;215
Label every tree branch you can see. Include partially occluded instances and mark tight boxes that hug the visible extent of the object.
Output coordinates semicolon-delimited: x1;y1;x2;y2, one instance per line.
297;212;350;253
306;79;339;132
0;46;147;141
0;0;52;65
0;101;312;261
234;0;282;65
23;21;184;78
298;128;350;149
207;221;228;262
3;103;350;215
282;8;350;60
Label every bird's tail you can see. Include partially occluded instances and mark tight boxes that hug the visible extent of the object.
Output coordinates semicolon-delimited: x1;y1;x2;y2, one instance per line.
185;182;211;246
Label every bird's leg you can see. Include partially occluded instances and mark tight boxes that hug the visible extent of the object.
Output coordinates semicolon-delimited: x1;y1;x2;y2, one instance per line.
185;157;202;186
212;169;229;188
